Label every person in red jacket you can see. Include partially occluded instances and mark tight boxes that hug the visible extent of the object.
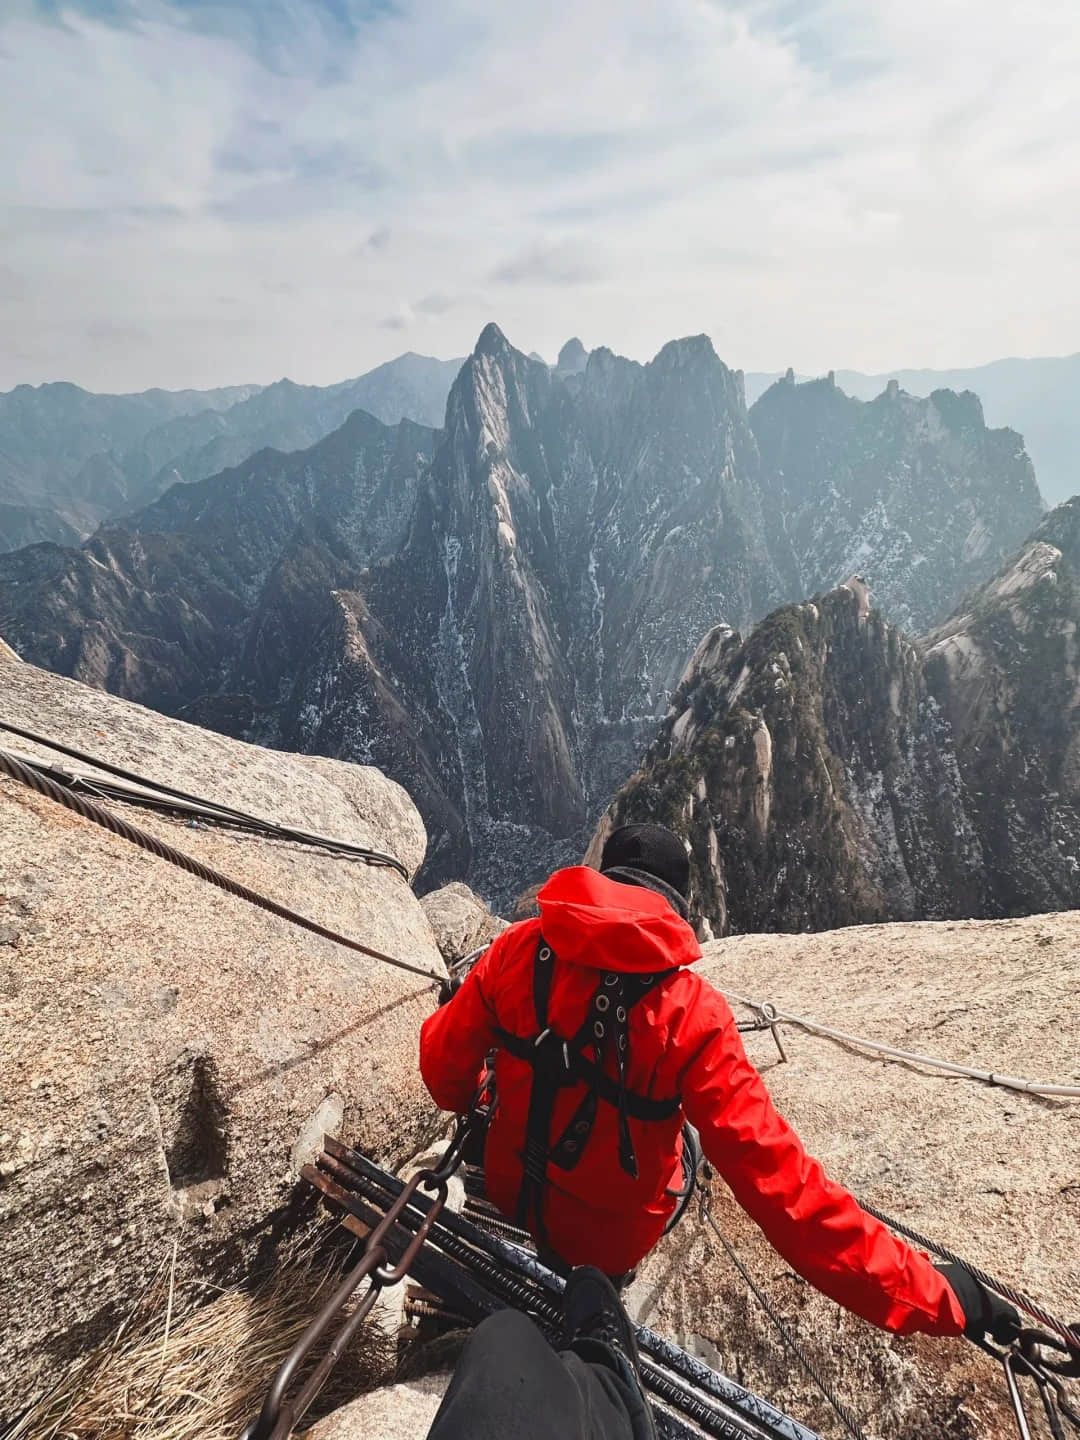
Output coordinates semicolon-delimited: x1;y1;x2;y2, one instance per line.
420;823;1019;1341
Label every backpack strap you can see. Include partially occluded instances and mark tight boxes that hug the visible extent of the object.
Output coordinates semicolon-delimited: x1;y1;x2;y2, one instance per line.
514;939;563;1240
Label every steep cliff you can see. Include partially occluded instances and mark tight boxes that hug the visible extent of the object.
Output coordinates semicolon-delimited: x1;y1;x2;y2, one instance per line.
302;325;780;896
597;503;1080;934
921;496;1080;915
748;352;1080;505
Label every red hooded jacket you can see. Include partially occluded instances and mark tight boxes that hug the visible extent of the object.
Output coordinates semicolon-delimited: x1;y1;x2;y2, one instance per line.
420;866;965;1336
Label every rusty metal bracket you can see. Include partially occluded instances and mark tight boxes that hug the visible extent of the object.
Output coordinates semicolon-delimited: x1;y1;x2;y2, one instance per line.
737;1005;788;1063
758;1002;789;1063
240;1118;475;1440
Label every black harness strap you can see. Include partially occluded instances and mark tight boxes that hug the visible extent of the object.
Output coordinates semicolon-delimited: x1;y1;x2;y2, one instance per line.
514;941;560;1239
495;1026;680;1120
499;938;681;1241
547;969;673;1178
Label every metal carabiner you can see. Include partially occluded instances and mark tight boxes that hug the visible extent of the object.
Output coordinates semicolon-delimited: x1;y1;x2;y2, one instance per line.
1019;1332;1080;1437
992;1331;1080;1440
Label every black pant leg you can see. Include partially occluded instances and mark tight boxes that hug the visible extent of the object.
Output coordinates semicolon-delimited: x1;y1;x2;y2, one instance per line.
425;1309;650;1440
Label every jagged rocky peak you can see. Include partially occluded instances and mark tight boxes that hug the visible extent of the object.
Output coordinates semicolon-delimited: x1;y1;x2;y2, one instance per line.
555;335;589;375
598;581;929;936
655;332;719;366
926;494;1080;648
0;321;1060;909
929;385;986;431
1032;491;1080;564
671;621;739;700
301;323;784;901
473;319;513;358
628;334;749;447
597;540;1080;935
449;321;552;464
751;370;1045;633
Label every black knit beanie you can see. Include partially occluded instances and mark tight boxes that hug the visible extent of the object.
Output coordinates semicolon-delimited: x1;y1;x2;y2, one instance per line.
599;823;691;918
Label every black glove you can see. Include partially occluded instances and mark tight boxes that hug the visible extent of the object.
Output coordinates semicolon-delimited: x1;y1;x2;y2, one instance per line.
937;1263;1022;1345
437;975;463;1007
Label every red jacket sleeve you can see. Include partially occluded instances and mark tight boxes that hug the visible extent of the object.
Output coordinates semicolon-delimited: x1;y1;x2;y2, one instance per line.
682;989;965;1337
419;939;503;1115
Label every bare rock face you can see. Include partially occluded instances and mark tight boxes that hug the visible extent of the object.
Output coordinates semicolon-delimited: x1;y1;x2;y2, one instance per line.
0;658;444;1419
554;336;589;376
597;582;969;933
922;496;1080;915
420;882;508;964
628;912;1080;1440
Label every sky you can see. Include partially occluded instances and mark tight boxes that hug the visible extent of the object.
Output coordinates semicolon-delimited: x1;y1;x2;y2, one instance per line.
2;0;1079;393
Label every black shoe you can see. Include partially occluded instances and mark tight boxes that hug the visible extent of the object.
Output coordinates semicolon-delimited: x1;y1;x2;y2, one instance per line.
563;1266;642;1378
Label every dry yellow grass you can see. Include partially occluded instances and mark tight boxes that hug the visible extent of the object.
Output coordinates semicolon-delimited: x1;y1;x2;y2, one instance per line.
7;1226;396;1440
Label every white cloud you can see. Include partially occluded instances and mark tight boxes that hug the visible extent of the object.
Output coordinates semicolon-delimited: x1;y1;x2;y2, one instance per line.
0;0;1078;390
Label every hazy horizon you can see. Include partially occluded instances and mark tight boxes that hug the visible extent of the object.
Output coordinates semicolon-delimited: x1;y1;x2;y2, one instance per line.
4;328;1080;401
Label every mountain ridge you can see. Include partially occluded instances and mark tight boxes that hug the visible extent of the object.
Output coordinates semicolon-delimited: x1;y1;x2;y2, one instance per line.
0;325;1049;905
0;353;462;551
746;351;1080;503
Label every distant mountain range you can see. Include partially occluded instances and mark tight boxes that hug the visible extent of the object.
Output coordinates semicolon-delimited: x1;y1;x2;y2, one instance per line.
3;343;1075;561
0;325;1046;906
746;353;1080;504
0;353;461;552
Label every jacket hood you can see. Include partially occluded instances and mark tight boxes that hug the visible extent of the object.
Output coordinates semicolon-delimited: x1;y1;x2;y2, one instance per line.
536;866;701;974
